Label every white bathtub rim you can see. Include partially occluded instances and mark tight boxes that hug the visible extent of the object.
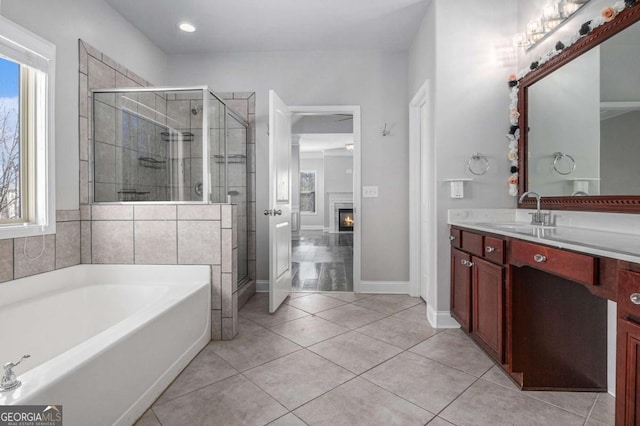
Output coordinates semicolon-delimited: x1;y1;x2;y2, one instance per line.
0;278;210;406
0;264;211;309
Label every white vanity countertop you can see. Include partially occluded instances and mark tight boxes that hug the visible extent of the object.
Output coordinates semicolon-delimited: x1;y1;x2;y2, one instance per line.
448;209;640;264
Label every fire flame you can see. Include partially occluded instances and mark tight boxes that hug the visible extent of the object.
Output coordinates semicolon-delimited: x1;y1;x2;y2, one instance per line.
343;216;354;226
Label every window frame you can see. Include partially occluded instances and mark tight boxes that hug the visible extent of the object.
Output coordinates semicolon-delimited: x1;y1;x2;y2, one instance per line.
0;16;56;239
299;169;317;215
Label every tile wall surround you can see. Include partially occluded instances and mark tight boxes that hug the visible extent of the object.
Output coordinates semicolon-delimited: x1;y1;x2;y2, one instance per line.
217;92;257;308
0;210;81;283
82;203;238;340
78;40;256;340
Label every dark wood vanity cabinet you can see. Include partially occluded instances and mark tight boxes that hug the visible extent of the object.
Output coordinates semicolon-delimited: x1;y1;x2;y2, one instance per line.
449;228;506;363
617;270;640;425
472;256;505;363
450;248;472;331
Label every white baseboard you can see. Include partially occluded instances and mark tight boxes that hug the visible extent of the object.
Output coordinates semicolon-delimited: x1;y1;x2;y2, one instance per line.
426;304;460;329
323;227;330;233
300;225;324;231
256;280;269;292
359;281;410;294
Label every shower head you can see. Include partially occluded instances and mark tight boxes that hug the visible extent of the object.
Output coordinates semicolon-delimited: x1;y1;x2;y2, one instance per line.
191;105;203;115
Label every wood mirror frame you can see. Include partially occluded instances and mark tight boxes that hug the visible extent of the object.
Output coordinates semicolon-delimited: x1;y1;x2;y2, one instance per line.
518;2;640;213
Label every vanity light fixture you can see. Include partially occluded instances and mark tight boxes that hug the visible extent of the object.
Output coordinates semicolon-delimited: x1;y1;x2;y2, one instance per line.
513;0;591;48
179;22;196;33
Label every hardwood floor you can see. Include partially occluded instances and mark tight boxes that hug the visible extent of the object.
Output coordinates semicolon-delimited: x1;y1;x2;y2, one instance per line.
292;231;353;292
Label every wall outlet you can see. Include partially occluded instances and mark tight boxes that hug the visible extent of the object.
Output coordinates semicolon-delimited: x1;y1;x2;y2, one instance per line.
362;186;379;198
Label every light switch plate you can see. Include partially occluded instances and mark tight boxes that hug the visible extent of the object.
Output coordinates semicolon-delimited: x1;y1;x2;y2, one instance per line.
363;186;379;198
450;181;464;199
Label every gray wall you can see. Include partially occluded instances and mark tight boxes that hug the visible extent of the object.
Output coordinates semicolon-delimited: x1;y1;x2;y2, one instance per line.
0;0;168;210
167;49;410;283
408;0;516;313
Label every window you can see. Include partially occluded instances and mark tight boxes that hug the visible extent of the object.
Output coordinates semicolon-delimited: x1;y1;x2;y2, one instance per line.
0;16;55;239
300;170;316;214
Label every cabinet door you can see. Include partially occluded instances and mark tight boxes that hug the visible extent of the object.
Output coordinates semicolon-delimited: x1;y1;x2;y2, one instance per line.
451;248;472;331
617;318;640;426
472;256;505;363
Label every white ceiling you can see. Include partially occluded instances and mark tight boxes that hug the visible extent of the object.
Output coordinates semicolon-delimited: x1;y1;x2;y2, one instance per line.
105;0;431;54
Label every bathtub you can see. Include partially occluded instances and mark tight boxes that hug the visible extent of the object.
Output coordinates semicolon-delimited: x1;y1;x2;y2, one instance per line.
0;264;211;426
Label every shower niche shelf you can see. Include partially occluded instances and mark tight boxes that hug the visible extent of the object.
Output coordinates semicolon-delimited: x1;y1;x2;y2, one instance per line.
160;131;194;142
117;189;150;202
138;157;166;169
214;154;246;164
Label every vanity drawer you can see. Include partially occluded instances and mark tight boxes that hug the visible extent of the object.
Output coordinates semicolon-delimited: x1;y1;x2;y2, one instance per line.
450;228;462;249
509;239;597;286
484;236;505;265
461;231;484;257
619;270;640;318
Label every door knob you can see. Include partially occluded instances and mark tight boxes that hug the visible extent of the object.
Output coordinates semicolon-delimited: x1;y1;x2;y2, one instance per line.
274;209;283;216
263;209;271;216
631;293;640;305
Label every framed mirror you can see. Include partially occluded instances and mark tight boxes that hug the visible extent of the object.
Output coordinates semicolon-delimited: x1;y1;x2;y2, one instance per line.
518;2;640;212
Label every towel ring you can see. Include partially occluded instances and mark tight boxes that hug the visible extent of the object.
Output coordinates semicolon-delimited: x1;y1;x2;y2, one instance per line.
467;153;489;176
553;152;576;175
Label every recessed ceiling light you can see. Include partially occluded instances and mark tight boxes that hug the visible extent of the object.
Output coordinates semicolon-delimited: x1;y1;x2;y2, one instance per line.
179;22;196;33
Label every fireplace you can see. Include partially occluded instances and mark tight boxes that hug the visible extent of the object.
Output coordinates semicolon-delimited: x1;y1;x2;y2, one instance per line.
339;209;354;232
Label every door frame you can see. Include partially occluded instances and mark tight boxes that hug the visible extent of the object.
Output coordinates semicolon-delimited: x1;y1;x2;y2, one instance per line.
409;80;437;314
289;105;362;293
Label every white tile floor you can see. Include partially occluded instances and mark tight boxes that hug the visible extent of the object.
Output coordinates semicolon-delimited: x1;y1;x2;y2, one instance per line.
135;293;615;426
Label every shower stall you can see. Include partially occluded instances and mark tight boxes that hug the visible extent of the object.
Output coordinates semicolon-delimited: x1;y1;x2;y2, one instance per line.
91;86;251;285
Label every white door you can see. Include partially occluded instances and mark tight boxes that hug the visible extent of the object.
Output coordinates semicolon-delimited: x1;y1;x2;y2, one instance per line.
268;90;293;313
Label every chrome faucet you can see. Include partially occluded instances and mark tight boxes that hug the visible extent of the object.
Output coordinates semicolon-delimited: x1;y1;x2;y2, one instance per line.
0;355;30;392
519;191;551;226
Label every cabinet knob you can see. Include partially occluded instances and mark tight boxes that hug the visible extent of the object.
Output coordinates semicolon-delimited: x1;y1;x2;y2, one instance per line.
485;246;495;253
460;259;473;268
449;235;456;241
631;293;640;305
533;254;547;263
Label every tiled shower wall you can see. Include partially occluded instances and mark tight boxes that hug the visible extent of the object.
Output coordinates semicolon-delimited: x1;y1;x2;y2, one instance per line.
0;211;81;283
218;92;257;305
79;40;248;340
81;203;238;340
